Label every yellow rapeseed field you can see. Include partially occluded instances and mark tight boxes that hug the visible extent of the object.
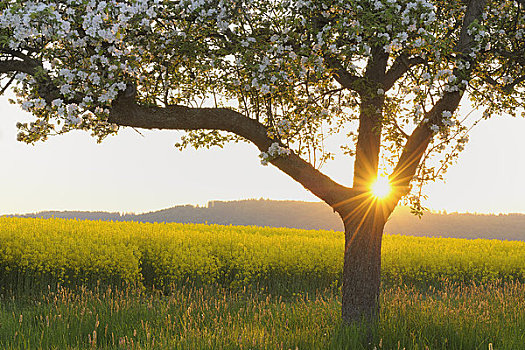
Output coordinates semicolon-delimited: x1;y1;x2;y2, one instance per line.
0;217;524;292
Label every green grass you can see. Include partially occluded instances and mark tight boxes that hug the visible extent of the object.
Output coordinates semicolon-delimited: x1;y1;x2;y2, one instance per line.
1;217;524;349
0;281;523;349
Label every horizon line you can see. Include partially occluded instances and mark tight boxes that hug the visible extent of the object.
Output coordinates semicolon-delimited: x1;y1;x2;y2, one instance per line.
2;198;524;217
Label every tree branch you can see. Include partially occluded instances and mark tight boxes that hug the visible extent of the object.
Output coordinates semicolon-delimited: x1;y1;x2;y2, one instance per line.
0;54;77;104
352;46;389;189
503;74;525;93
1;55;354;206
383;54;426;91
390;0;488;200
455;0;489;55
0;73;16;95
0;59;38;76
108;93;354;207
324;56;368;95
390;90;462;195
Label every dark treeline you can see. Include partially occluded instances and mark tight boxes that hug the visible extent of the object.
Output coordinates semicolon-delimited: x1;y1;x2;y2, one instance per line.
5;199;525;241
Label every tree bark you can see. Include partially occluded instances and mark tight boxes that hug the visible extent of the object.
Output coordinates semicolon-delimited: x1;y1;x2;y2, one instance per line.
337;196;392;324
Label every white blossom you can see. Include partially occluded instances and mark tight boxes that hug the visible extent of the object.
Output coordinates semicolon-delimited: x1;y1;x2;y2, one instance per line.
442;111;452;119
60;84;72;95
260;84;270;95
259;142;291;165
52;99;63;107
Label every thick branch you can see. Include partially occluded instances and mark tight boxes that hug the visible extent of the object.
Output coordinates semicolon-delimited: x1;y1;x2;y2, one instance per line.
390;0;487;200
325;57;369;94
0;59;37;75
455;0;488;55
496;49;525;65
0;56;64;103
503;74;525;93
383;54;426;91
1;56;354;207
390;91;462;193
481;74;525;93
352;46;388;189
108;94;354;207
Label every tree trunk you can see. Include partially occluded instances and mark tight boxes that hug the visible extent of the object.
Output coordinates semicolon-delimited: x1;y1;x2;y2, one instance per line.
339;200;388;324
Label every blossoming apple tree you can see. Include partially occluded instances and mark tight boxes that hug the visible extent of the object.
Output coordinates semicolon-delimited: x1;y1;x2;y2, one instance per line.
1;0;524;323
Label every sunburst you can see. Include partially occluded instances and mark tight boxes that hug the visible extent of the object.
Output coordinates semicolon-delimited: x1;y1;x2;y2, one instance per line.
371;175;392;199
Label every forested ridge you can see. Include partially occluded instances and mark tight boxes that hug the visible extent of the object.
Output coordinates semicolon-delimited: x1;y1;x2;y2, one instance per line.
5;199;524;241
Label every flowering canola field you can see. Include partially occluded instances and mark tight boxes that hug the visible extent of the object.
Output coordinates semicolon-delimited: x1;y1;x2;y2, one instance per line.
1;217;524;293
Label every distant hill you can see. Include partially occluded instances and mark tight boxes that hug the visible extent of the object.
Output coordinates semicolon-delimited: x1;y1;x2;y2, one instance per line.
384;206;525;241
5;200;343;230
5;199;525;241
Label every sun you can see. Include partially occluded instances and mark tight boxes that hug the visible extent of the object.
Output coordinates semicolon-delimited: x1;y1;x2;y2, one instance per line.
371;175;392;199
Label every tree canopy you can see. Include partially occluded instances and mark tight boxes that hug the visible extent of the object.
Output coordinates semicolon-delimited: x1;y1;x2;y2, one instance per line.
1;0;523;211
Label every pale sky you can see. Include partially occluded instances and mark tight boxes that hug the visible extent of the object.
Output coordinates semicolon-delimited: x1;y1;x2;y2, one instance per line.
1;94;525;215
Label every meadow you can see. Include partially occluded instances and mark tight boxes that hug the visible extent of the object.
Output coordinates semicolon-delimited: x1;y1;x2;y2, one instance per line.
0;217;524;349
